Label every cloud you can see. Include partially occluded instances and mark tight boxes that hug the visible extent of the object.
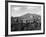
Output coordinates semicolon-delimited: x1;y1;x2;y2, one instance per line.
11;5;41;17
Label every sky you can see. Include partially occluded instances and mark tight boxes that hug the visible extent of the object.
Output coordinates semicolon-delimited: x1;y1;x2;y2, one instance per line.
11;5;41;17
